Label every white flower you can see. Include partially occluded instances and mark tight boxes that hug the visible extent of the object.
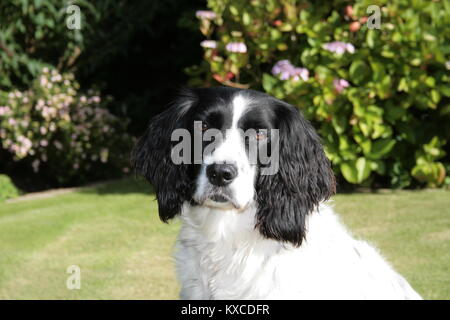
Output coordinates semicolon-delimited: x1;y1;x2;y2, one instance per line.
200;40;217;49
196;10;217;20
225;42;247;53
40;76;48;87
323;41;356;54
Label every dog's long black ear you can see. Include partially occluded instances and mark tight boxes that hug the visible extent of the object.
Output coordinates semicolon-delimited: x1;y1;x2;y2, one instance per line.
255;100;336;246
132;89;197;222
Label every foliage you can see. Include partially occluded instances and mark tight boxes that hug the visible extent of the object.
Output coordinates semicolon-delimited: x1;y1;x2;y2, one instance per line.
0;67;133;186
192;0;450;188
0;0;204;188
0;0;204;134
0;174;20;202
0;0;98;90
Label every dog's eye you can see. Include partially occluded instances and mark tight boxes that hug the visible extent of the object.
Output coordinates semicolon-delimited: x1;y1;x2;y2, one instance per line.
256;129;267;141
202;122;209;131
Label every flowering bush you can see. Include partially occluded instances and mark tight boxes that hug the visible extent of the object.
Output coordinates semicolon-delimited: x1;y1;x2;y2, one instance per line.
0;67;133;186
192;0;450;188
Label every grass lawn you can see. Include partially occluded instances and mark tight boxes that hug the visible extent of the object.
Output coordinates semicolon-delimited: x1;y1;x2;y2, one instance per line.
0;178;449;299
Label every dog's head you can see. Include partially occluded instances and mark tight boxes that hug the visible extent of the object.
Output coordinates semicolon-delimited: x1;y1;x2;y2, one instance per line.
132;87;335;246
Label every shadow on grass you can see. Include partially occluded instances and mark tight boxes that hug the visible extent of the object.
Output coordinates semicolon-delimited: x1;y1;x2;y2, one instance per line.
78;176;155;195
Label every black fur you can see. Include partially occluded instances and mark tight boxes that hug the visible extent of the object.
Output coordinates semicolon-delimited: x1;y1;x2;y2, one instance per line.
132;87;335;245
255;99;336;246
131;89;197;222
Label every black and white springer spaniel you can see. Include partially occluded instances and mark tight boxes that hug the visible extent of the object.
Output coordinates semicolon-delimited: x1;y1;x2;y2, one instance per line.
133;87;421;299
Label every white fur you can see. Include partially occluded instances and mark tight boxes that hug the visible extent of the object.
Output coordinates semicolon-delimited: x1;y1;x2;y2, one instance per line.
193;95;256;210
175;203;422;300
173;93;421;300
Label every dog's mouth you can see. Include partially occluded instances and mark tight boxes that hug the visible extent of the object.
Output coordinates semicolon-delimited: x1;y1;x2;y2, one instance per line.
210;193;230;203
193;185;250;211
201;188;242;210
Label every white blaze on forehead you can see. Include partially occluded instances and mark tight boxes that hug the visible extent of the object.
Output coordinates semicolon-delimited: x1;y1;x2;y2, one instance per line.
194;92;256;210
205;94;248;164
231;94;248;128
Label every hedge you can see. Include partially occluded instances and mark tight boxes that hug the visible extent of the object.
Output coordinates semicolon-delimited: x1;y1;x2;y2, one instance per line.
192;0;450;188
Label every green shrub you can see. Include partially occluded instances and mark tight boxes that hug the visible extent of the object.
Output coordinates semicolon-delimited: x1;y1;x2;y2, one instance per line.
0;174;20;202
192;0;450;188
0;67;133;186
0;0;204;135
0;1;99;91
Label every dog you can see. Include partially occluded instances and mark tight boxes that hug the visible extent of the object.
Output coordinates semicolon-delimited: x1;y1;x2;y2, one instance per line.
132;86;422;299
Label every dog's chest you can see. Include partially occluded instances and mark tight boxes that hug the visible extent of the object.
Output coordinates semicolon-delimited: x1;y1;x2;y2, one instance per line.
184;233;280;299
176;206;283;299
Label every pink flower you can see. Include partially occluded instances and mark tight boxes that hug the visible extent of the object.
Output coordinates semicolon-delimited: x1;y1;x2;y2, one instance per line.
0;106;11;116
323;41;355;54
200;40;217;49
18;136;32;149
40;140;48;147
272;60;309;82
292;67;309;81
40;76;48;87
51;74;62;82
196;10;216;20
225;42;247;53
333;78;350;93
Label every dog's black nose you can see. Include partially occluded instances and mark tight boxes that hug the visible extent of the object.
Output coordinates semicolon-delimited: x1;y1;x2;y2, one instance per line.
206;163;238;186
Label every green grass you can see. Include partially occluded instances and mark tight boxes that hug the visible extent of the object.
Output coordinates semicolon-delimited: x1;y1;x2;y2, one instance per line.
0;179;449;299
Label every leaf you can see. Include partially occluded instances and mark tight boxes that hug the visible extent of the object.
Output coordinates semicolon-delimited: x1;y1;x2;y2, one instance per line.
229;5;239;16
370;160;386;175
430;90;441;104
439;86;450;97
262;73;277;92
242;12;251;25
370;61;385;82
355;157;372;182
349;60;368;85
368;138;396;159
366;29;376;48
340;158;372;184
412;162;446;186
340;162;359;184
